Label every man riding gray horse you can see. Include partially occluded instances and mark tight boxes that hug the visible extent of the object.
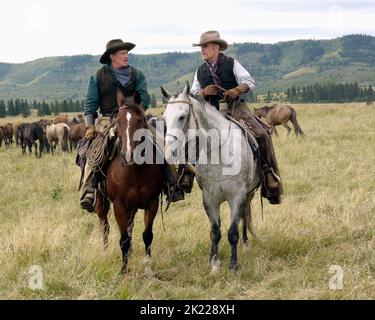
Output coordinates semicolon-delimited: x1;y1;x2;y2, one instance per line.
79;39;184;212
190;30;283;204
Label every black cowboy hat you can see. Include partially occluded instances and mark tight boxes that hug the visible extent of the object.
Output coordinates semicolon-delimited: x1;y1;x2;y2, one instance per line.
100;39;136;64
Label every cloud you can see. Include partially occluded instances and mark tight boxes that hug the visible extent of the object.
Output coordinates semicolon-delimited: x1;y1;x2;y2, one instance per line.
0;0;374;62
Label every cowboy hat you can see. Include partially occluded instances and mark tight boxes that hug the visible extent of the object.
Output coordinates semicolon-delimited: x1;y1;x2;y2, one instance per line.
192;30;228;51
100;39;136;64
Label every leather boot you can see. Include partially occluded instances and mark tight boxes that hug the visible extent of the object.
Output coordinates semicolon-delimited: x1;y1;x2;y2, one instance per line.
80;186;96;212
261;166;282;205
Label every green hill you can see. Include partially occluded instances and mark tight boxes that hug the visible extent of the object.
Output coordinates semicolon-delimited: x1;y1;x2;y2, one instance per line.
1;34;375;101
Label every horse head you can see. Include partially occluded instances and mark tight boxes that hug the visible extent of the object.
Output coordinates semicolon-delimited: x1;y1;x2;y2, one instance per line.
117;90;147;166
161;82;195;163
254;106;270;118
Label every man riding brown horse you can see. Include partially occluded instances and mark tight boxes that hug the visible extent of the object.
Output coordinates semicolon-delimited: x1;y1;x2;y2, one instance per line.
190;31;283;204
80;39;184;212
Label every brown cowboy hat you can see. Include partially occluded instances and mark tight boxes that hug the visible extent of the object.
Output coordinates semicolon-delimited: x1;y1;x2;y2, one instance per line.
100;39;136;64
192;30;228;51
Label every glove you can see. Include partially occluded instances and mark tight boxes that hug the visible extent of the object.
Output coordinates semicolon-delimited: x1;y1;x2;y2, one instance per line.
84;125;97;140
202;85;219;97
224;87;243;103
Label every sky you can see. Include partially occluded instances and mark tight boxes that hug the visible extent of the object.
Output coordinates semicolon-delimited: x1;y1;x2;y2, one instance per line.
0;0;374;63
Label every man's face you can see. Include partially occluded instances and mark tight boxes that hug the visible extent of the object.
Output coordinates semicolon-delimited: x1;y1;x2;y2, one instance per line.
110;50;129;68
200;43;220;61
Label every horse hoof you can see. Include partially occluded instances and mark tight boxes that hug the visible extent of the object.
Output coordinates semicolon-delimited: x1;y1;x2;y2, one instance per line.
229;263;239;271
210;259;221;276
143;256;154;277
242;240;249;252
119;267;130;275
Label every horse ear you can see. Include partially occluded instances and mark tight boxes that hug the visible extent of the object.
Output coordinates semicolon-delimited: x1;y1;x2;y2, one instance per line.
160;86;171;99
182;81;190;96
117;89;126;107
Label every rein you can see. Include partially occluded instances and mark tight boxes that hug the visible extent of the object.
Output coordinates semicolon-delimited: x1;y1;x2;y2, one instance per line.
165;99;198;143
116;104;148;160
165;97;234;162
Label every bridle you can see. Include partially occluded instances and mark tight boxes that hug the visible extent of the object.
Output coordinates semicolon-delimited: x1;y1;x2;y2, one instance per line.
164;98;198;143
116;104;148;159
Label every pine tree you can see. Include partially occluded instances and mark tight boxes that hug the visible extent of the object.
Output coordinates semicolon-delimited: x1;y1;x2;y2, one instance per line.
0;101;6;118
266;90;272;102
366;85;374;105
6;100;16;116
150;93;157;108
14;99;21;115
21;101;31;117
74;100;81;112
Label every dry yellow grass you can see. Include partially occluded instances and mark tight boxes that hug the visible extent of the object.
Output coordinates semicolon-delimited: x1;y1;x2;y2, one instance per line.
0;102;375;299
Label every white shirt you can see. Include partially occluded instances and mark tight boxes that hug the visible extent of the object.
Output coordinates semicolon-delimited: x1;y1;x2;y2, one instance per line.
191;59;256;95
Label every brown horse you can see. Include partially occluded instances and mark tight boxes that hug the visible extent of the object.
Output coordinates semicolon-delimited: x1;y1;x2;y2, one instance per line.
254;104;305;137
3;123;14;147
46;123;70;154
0;126;4;147
67;114;84;126
68;122;86;151
13;123;21;146
94;91;164;274
53;114;69;124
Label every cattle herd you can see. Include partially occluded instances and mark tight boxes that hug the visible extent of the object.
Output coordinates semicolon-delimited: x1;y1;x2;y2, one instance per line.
0;114;86;157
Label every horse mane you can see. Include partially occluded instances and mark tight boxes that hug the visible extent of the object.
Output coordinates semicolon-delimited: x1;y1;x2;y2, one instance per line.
118;103;147;127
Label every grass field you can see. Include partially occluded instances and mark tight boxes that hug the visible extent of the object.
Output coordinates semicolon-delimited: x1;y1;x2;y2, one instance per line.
1;102;375;299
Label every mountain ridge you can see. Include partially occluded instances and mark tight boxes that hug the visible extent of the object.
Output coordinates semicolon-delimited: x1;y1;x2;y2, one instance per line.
1;34;374;101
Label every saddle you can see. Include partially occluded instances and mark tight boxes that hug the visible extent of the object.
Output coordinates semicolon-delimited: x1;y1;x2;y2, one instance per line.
225;115;259;159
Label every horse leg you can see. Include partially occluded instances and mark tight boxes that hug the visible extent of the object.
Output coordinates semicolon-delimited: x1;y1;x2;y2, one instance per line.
95;193;110;248
228;196;247;270
282;122;292;136
143;197;159;276
39;140;43;157
242;210;249;249
52;141;57;156
203;193;221;274
241;192;256;250
113;200;132;274
127;210;136;255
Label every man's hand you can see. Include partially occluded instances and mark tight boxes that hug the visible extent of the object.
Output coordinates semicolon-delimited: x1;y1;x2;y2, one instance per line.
202;85;219;97
85;125;97;140
224;87;243;103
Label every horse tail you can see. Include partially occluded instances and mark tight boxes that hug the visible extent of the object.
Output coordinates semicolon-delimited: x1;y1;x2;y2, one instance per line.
245;202;257;239
290;108;305;137
63;126;69;152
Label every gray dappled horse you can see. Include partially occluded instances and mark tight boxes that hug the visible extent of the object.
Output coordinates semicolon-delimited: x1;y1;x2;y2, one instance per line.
162;83;260;272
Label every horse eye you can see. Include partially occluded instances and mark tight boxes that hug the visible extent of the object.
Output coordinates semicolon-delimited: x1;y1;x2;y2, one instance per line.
178;115;186;121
